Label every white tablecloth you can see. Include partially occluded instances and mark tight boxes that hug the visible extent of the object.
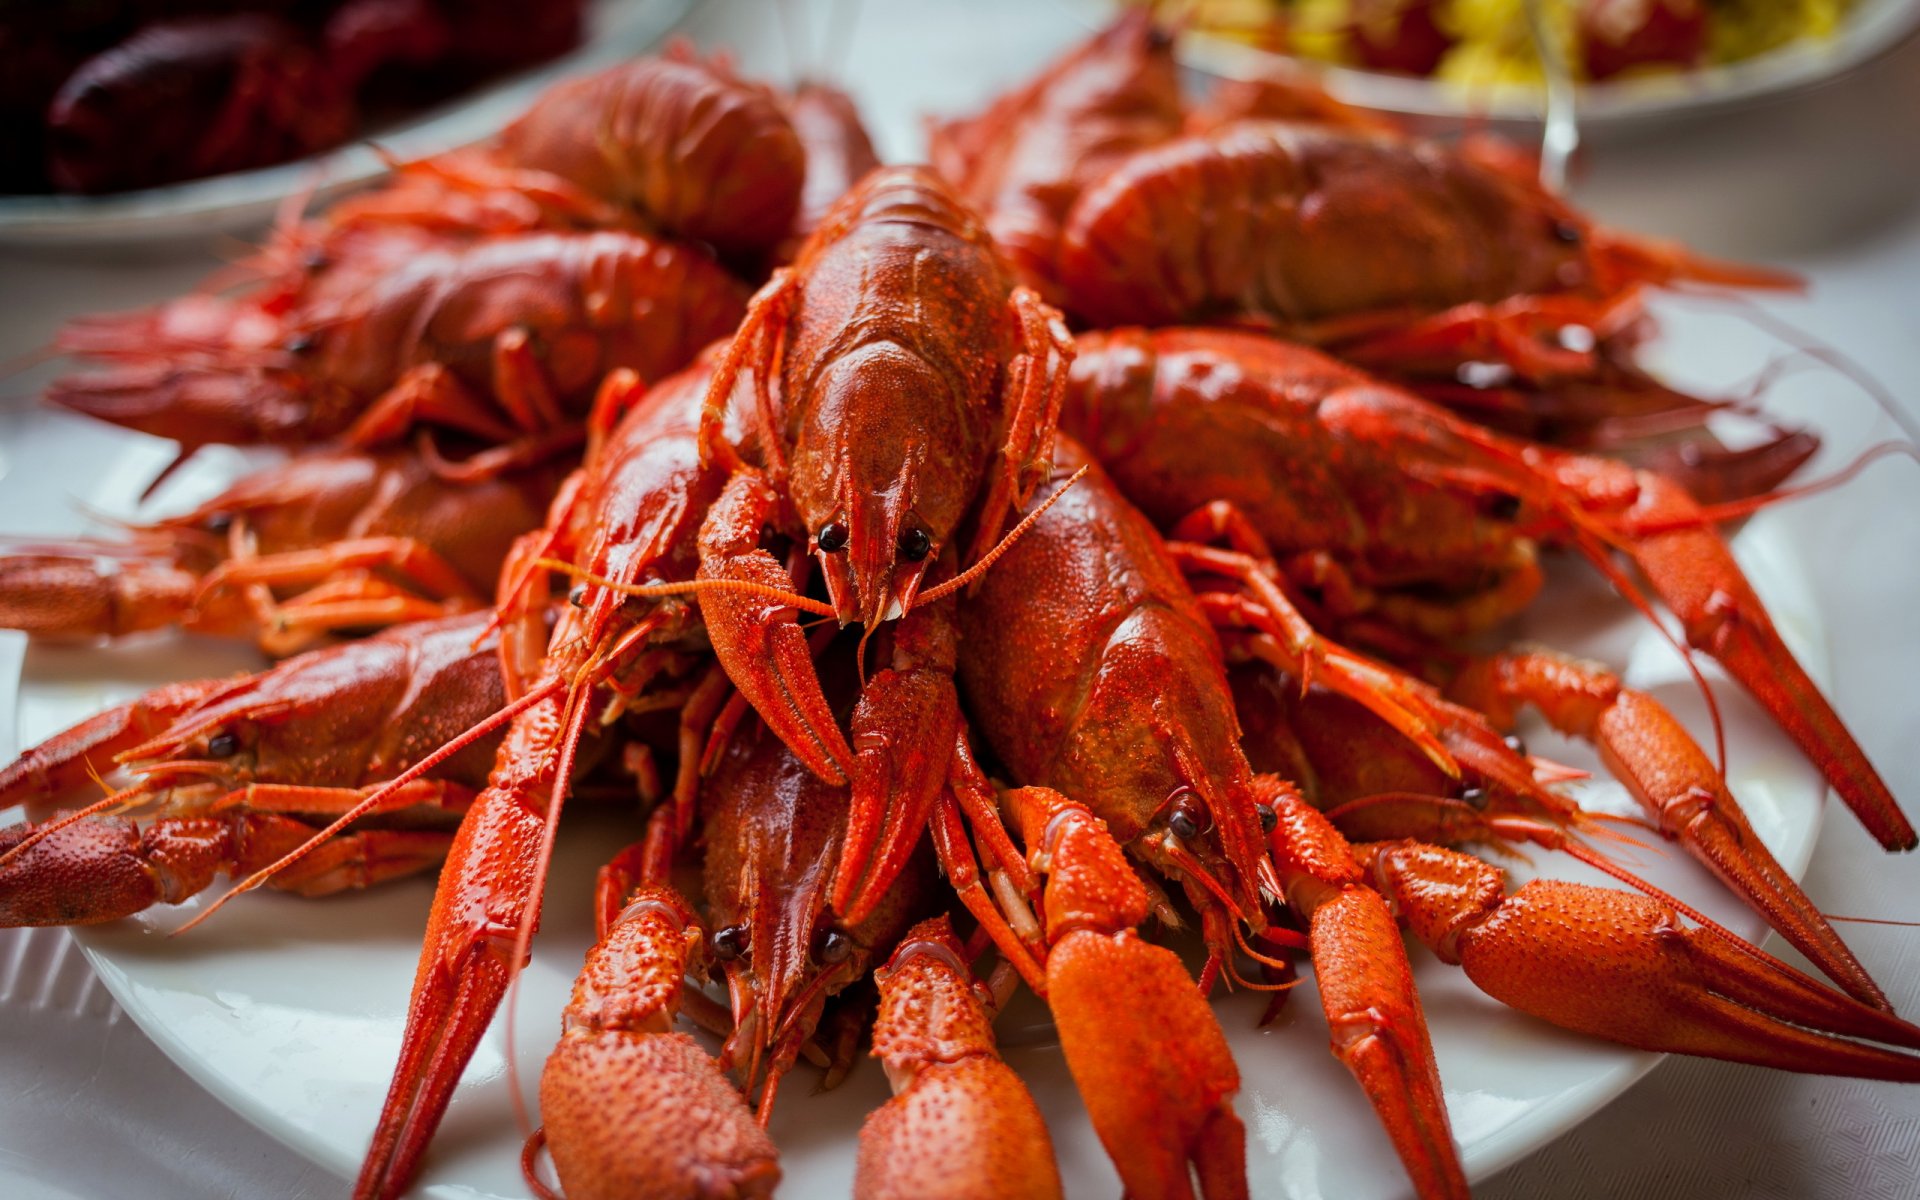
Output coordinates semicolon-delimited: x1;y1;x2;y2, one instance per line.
2;1;1917;1197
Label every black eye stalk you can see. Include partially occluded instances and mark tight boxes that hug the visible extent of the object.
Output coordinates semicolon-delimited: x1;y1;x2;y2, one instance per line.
812;924;853;965
1168;789;1212;840
207;731;239;758
1255;803;1279;834
817;521;850;553
898;526;931;562
711;924;749;961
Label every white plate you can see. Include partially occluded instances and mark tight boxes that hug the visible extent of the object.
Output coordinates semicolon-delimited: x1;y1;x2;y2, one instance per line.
2;428;1831;1199
0;0;694;246
1168;0;1920;126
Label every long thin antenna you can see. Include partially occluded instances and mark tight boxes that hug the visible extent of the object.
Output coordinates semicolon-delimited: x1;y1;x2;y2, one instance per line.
915;465;1089;606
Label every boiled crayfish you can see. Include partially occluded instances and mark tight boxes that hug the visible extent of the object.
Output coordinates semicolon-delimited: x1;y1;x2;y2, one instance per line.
2;17;1917;1200
930;10;1818;504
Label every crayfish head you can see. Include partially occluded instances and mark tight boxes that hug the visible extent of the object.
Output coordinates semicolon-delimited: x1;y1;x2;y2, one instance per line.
790;341;987;630
1053;633;1278;927
1137;744;1279;935
113;713;264;812
703;725;902;1112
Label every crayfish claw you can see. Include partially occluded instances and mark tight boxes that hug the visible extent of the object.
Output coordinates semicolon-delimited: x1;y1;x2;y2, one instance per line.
1452;648;1892;1011
540;886;780;1200
1048;928;1249;1200
1365;842;1920;1081
855;916;1061;1200
1266;791;1469;1200
1571;464;1913;852
697;473;855;785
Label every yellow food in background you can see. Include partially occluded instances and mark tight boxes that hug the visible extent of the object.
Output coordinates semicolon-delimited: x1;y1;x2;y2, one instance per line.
1164;0;1855;83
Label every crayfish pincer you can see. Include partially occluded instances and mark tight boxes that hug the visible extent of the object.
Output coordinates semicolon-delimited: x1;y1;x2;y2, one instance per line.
536;885;780;1200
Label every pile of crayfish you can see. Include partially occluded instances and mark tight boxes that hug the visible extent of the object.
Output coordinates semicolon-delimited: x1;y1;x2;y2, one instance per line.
4;14;1917;1200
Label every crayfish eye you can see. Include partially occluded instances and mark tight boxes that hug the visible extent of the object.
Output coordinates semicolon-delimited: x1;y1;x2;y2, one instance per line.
567;584;588;608
1168;789;1211;840
1503;733;1528;757
817;521;849;553
1256;803;1279;834
811;924;853;965
283;332;317;356
203;511;234;536
711;924;749;961
206;732;239;759
897;526;931;562
1460;786;1490;809
1551;219;1583;245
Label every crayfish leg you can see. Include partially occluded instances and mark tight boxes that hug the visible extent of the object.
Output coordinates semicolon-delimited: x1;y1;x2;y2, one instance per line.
1265;786;1468;1200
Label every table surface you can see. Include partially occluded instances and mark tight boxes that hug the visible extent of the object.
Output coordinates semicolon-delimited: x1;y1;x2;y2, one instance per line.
1;2;1918;1198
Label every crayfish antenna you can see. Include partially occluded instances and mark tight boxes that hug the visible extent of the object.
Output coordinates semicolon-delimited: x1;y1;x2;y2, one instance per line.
912;463;1089;607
